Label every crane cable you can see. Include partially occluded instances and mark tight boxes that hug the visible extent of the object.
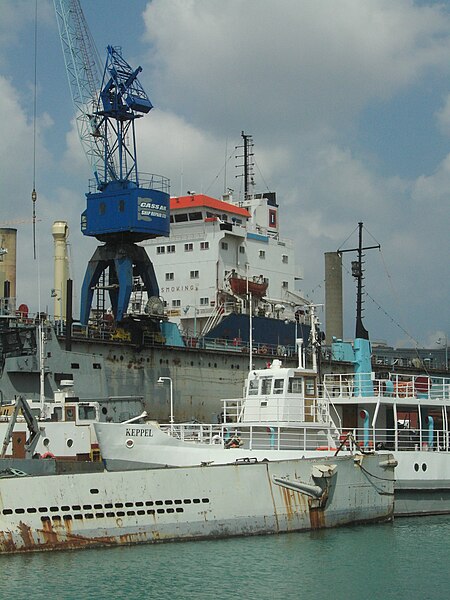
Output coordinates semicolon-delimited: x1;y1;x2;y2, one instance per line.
32;0;38;260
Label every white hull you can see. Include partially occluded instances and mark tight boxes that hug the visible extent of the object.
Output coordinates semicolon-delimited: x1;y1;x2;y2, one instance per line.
95;422;450;517
0;454;394;554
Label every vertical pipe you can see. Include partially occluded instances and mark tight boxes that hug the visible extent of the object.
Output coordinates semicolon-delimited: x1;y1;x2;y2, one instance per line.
65;278;73;351
360;409;370;448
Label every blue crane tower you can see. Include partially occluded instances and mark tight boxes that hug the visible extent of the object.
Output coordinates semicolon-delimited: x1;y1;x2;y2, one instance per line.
54;0;170;325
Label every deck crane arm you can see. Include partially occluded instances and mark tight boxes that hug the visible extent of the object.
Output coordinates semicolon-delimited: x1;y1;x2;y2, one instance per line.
53;0;114;187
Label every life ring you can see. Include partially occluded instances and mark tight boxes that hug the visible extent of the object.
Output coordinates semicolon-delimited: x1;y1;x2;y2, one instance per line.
210;434;222;445
41;451;55;459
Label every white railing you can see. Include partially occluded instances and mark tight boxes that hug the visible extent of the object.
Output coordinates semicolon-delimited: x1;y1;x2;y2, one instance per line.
323;373;450;402
334;426;450;453
159;422;338;452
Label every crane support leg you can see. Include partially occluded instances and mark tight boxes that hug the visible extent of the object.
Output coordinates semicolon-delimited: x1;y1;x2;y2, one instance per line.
80;243;159;325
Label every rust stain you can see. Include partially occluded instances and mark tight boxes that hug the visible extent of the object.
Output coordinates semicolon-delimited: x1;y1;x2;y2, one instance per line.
309;506;326;530
18;522;34;548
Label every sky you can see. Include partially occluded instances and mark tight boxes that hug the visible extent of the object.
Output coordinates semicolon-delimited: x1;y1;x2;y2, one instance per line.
0;0;449;349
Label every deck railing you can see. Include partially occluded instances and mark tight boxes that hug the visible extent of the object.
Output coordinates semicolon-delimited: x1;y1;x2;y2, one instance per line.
323;373;450;402
159;422;337;452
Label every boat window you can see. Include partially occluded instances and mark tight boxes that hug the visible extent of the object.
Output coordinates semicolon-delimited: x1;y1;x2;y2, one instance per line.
288;377;302;393
78;405;97;421
52;407;62;422
305;377;316;396
248;379;259;395
174;213;188;222
65;406;75;421
261;378;271;395
273;379;284;394
189;212;203;221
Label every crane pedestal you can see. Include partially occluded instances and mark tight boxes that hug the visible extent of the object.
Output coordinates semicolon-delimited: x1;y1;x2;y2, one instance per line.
80;242;159;324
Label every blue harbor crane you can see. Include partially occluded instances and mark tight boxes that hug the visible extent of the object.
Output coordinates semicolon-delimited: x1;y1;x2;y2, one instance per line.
54;0;170;324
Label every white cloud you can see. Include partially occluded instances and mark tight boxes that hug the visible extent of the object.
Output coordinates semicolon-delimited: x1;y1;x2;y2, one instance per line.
142;0;450;137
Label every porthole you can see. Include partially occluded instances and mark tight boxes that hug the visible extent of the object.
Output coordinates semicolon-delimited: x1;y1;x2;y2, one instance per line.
43;438;50;447
126;439;134;449
422;463;427;472
102;407;108;415
414;463;419;472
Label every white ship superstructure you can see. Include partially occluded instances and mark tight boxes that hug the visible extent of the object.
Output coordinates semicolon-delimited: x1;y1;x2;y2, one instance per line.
142;190;304;337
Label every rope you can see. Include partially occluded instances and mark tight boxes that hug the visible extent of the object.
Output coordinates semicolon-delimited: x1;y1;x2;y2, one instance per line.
32;0;38;260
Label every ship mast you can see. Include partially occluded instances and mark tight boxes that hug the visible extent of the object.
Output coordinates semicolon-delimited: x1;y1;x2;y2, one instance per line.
338;222;380;397
339;222;380;340
236;131;255;201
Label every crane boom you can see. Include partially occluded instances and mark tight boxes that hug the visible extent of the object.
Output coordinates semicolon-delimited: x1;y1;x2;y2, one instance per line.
53;0;111;186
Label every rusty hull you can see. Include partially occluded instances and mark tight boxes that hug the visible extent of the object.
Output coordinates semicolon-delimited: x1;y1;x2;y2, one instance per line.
0;454;395;554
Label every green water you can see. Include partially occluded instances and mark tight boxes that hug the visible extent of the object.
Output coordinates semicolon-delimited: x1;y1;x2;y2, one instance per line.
1;517;449;600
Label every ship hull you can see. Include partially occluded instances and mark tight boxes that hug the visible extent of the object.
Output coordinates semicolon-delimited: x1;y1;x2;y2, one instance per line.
1;329;297;423
0;454;394;554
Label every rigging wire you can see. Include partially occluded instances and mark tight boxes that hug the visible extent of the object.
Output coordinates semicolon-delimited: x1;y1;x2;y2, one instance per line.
339;256;422;349
205;148;236;196
31;0;38;260
254;158;271;193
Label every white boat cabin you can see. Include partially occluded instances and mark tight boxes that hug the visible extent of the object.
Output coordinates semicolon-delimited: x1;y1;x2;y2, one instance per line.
239;359;320;424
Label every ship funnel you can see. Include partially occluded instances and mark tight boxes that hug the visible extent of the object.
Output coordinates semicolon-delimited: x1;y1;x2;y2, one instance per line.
52;221;69;322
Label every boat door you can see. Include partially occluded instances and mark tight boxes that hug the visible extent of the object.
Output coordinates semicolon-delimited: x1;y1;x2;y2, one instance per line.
304;376;317;422
342;405;358;430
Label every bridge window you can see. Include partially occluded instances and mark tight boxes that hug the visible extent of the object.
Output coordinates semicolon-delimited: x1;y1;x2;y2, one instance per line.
273;379;284;394
288;377;303;393
261;378;271;395
248;379;258;395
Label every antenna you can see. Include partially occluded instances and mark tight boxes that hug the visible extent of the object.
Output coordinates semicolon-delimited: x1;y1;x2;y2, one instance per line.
32;0;38;260
338;222;380;340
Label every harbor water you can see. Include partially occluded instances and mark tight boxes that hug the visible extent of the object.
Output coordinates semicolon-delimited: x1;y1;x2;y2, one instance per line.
1;516;449;600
